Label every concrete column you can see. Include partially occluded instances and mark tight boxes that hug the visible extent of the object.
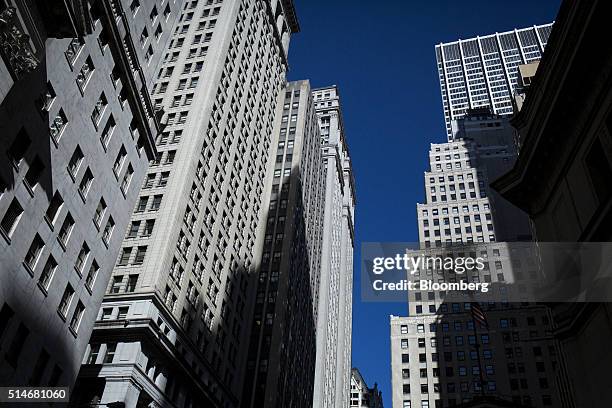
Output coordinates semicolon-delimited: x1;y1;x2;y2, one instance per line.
154;368;168;392
100;380;141;408
147;362;156;379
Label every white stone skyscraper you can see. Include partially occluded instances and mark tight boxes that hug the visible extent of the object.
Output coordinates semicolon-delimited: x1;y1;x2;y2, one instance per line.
0;0;174;390
72;1;299;407
390;112;571;408
436;23;553;138
312;85;356;408
417;110;531;246
241;79;325;408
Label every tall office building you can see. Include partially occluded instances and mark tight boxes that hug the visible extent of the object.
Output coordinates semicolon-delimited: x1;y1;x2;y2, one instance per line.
417;109;530;246
390;113;570;408
418;110;530;245
436;23;553;138
0;0;170;390
351;367;384;408
390;300;565;408
241;80;324;408
312;85;356;408
71;1;299;407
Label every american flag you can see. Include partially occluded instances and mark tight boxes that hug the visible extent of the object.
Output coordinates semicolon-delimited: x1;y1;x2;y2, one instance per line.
470;302;489;330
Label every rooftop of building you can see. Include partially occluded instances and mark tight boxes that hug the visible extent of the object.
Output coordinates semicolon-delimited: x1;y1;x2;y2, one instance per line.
435;21;554;47
280;0;300;33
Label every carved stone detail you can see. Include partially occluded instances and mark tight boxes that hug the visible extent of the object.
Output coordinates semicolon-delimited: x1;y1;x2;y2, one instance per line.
0;6;39;78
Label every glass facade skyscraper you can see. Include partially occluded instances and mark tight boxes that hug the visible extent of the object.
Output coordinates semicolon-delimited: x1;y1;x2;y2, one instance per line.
436;23;553;138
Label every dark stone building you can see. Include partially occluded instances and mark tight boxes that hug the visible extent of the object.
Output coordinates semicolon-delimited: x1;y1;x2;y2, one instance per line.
493;1;612;406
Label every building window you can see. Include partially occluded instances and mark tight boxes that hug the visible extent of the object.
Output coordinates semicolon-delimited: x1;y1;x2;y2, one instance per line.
102;217;115;245
100;115;116;148
143;174;155;189
129;0;140;15
69;301;85;334
78;168;94;200
0;303;15;340
58;285;75;318
91;92;107;127
126;275;138;292
136;196;148;213
158;172;169;187
118;248;131;266
74;242;90;274
38;256;57;293
113;146;127;176
110;276;123;293
127;221;140;238
37;81;56;112
76;56;95;92
50;109;68;143
30;349;50;385
67;145;84;179
58;213;74;247
101;307;113;320
64;38;84;67
121;165;134;195
145;45;154;62
5;323;29;367
117;307;129;319
7;128;31;167
1;198;23;239
85;260;99;292
87;344;100;364
24;234;45;273
104;343;117;363
151;195;162;210
24;156;45;190
93;198;107;228
134;246;147;264
45;191;64;226
143;220;155;236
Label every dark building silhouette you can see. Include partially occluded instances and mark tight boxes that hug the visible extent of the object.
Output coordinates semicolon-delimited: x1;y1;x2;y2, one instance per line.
493;0;612;406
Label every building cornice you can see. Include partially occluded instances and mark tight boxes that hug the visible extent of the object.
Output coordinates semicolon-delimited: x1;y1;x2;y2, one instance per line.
98;0;159;160
279;0;299;33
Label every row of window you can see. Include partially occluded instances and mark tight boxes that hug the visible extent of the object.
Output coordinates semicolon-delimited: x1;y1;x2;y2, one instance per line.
0;303;65;385
402;394;553;408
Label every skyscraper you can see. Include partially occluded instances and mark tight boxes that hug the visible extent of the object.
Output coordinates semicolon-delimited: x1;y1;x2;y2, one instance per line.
71;1;299;407
491;1;612;406
312;85;356;408
390;299;566;408
418;110;530;246
0;0;171;389
390;113;570;408
351;367;385;408
436;23;553;138
241;79;324;408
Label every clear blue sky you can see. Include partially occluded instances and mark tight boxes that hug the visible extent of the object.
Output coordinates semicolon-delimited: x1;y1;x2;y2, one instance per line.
287;0;561;403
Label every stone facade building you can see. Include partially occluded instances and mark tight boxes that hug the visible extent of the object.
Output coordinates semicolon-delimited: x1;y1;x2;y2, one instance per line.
71;0;299;407
493;0;612;406
312;85;356;408
0;0;167;390
241;79;324;408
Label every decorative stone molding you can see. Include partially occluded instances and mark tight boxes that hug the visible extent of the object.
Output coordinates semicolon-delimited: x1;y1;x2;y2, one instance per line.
0;6;39;79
